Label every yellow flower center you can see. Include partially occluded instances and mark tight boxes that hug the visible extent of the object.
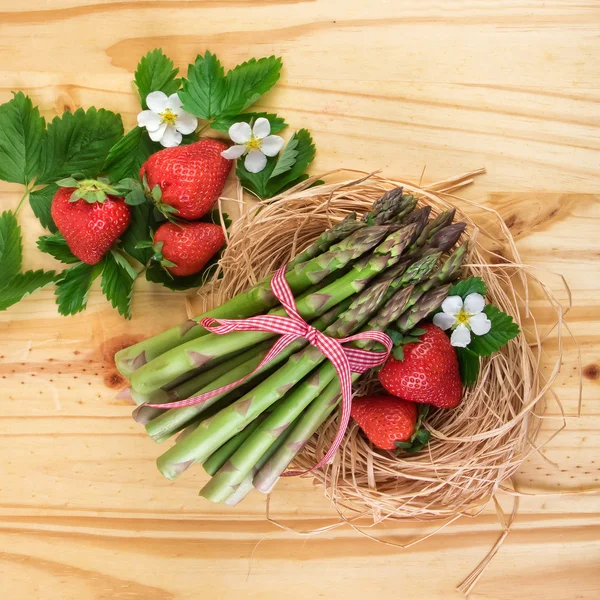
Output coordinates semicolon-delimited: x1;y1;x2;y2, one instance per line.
455;309;471;326
159;108;178;126
246;135;262;151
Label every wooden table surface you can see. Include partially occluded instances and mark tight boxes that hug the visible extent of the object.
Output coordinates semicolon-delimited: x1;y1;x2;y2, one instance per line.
1;2;599;598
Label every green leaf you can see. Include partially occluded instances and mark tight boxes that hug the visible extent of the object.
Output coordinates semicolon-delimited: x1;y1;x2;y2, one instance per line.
37;107;123;184
114;177;148;206
467;304;520;357
221;56;282;115
101;252;135;319
392;346;405;361
211;112;287;134
29;183;58;231
179;51;226;120
110;250;138;281
145;251;221;291
103;126;160;182
265;129;315;197
236;130;316;200
0;269;56;311
56;176;79;187
119;202;153;265
456;347;480;386
36;233;79;264
0;92;45;185
269;136;299;179
409;327;427;337
134;48;181;109
0;211;23;284
54;261;103;316
449;276;487;298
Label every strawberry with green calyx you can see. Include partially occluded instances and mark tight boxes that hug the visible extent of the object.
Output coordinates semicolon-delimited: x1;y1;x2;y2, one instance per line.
351;395;430;452
139;221;225;277
379;322;463;409
139;139;232;220
51;177;132;265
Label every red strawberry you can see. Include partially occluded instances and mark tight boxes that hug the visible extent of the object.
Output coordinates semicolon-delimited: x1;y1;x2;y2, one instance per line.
379;323;463;409
51;183;131;265
153;221;225;277
140;139;231;220
351;395;417;450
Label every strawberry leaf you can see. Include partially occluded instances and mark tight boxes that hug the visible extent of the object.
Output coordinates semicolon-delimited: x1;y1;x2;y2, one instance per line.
266;129;315;197
29;183;58;231
0;210;23;282
392;346;405;361
115;177;147;206
37;107;123;184
0;92;45;185
179;51;226;120
220;55;282;116
110;250;138;281
211;112;287;134
101;252;135;319
269;136;299;179
456;347;480;386
37;233;79;264
119;202;154;265
134;49;181;109
236;129;316;200
0;269;56;311
145;257;220;291
54;261;103;316
449;276;487;298
103;126;160;182
467;305;520;357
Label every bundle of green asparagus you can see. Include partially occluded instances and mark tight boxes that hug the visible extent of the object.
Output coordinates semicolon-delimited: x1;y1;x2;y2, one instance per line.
115;188;468;505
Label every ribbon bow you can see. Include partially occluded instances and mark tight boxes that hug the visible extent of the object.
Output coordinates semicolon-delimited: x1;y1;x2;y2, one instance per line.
149;266;392;474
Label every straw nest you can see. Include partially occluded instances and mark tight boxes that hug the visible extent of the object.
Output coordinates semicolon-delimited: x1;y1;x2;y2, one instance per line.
207;168;567;527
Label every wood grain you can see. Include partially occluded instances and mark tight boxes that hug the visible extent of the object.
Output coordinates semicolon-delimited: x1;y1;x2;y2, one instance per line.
1;1;599;598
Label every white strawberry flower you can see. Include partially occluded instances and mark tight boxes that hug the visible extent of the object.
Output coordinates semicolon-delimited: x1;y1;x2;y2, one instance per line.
221;118;285;173
137;91;198;148
433;293;492;348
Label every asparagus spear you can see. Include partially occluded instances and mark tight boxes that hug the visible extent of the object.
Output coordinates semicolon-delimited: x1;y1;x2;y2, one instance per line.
155;271;404;480
408;208;456;254
199;284;416;502
144;300;353;442
130;224;418;394
253;285;452;492
222;414;302;506
116;190;407;379
203;416;267;476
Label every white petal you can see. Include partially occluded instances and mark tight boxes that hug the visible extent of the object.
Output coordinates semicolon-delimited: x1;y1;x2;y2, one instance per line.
221;145;246;160
469;313;492;336
174;111;198;135
433;312;456;331
451;324;471;348
166;93;183;110
229;122;252;144
252;117;271;139
244;150;267;173
464;293;485;315
441;295;463;316
148;122;167;142
137;110;161;131
159;126;183;148
261;135;285;157
146;91;169;113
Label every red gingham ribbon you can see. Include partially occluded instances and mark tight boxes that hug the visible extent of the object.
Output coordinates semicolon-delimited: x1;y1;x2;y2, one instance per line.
148;266;392;474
